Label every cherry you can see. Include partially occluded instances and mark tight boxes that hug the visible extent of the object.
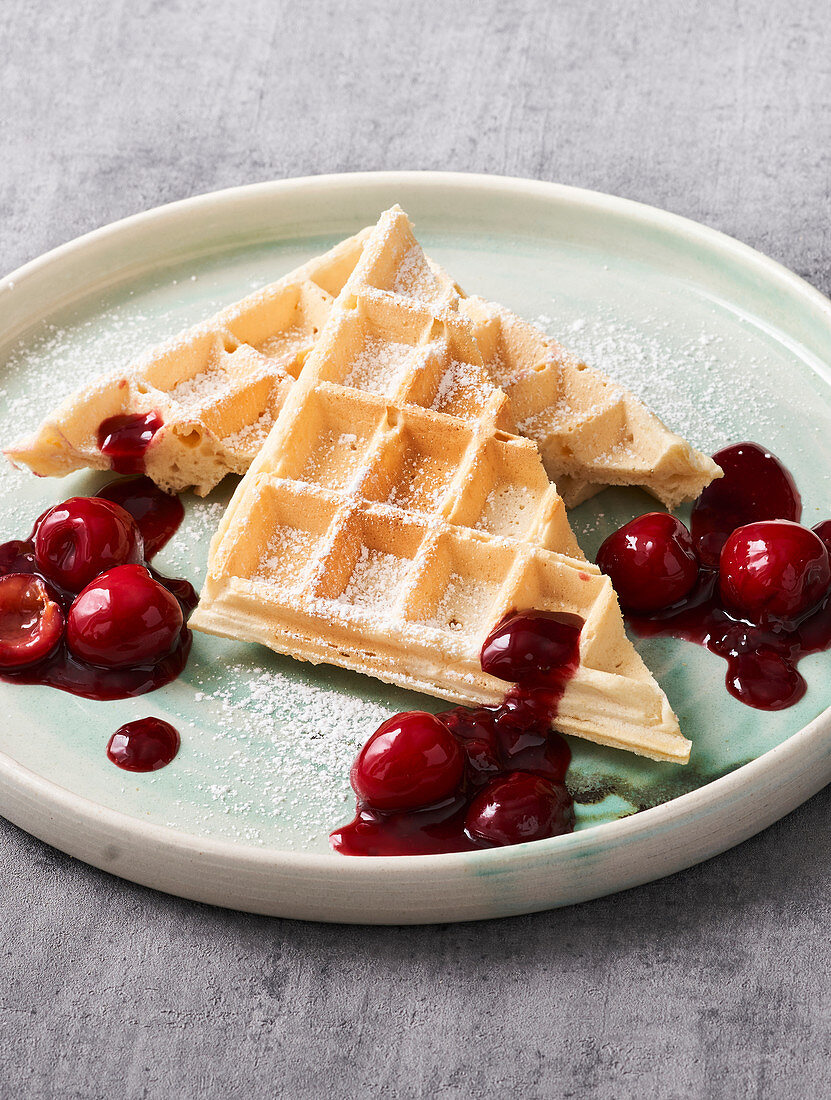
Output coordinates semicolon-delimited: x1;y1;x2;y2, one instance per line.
67;564;183;669
97;476;184;559
596;512;699;613
107;717;180;772
351;711;465;812
465;772;574;846
480;610;583;684
0;574;65;668
35;497;144;592
719;520;831;625
691;442;801;567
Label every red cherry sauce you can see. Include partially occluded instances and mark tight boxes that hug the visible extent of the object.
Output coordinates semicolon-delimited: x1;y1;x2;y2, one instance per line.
97;411;163;475
0;478;194;700
97;475;184;557
624;442;831;710
107;717;180;772
331;610;581;856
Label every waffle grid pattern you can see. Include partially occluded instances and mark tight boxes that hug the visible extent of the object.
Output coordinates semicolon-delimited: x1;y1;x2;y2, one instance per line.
461;296;721;509
6;231;374;495
7;221;719;509
194;209;688;762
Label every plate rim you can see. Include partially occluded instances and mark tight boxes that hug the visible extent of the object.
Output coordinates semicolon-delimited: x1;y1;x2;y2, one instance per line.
1;170;830;917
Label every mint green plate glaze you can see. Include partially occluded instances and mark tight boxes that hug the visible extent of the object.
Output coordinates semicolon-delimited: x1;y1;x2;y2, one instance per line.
1;173;829;923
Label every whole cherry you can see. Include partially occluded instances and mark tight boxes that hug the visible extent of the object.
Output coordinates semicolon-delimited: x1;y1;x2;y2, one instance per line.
596;512;699;613
351;711;464;812
67;564;183;668
0;574;65;668
719;520;831;624
35;497;144;592
465;772;574;846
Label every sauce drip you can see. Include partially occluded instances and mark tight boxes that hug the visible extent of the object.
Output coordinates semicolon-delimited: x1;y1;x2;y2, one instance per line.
97;411;163;475
331;610;581;856
97;475;184;557
107;717;180;772
627;569;831;710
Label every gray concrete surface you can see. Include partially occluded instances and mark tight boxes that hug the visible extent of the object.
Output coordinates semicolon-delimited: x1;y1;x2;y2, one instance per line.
1;1;830;1096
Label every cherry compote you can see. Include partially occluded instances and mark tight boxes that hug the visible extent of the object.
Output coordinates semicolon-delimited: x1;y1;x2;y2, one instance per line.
107;717;180;772
97;475;184;557
97;411;163;475
691;442;801;566
0;477;192;700
598;442;831;711
331;610;581;856
465;772;575;847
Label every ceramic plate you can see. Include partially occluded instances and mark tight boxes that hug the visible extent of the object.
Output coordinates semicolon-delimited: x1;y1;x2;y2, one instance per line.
1;172;829;923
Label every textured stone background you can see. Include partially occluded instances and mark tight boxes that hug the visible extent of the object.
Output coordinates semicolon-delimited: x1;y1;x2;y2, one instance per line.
1;1;830;1096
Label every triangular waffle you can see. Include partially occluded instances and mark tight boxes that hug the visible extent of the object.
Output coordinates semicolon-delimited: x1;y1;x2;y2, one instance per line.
7;227;718;509
191;208;690;763
461;296;721;509
4;230;380;496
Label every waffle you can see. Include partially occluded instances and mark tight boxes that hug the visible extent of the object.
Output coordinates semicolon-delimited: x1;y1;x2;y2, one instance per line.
7;229;718;510
462;296;721;509
192;208;690;763
4;230;386;496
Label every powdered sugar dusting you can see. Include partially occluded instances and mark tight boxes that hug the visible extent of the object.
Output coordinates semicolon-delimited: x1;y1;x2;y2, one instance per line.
386;450;452;512
257;324;312;360
257;525;321;588
300;428;369;490
338;546;411;610
170;368;231;406
176;658;398;847
423;573;497;635
432;359;493;414
343;335;413;395
391;245;439;302
222;409;276;452
536;310;776;452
